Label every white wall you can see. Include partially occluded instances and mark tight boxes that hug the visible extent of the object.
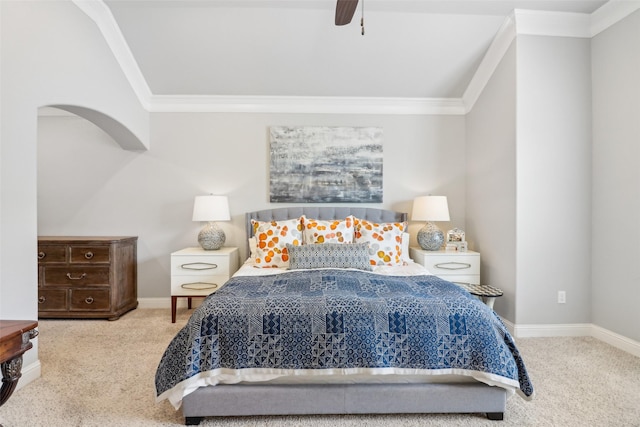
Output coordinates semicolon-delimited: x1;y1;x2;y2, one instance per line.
466;42;517;322
591;10;640;342
516;35;592;325
466;33;593;327
38;112;467;298
0;0;147;377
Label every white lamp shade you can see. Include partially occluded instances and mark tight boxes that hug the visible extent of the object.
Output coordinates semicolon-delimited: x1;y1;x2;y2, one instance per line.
411;196;450;222
192;195;230;222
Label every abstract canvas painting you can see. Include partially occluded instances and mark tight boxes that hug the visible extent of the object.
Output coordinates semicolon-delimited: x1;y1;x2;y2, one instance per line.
270;126;383;203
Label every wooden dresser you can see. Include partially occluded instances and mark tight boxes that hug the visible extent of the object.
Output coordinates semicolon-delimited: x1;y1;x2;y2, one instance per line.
37;236;138;320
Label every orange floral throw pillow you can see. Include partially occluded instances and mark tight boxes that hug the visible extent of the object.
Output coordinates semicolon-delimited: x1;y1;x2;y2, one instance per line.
251;218;303;268
301;215;355;244
354;218;407;266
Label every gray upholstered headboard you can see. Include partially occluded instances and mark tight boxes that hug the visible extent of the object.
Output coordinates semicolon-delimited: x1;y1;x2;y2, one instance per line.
245;207;408;256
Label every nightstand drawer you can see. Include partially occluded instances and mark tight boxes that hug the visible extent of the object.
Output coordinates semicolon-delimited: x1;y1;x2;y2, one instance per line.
171;275;228;296
170;247;239;322
410;247;480;285
439;275;481;286
420;255;479;275
171;257;230;277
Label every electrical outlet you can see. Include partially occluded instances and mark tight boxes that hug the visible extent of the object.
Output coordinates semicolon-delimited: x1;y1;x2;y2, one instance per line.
557;291;566;304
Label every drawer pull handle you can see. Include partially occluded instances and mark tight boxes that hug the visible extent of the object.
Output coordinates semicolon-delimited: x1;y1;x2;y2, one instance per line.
85;297;94;304
434;262;471;270
84;251;94;260
181;262;218;271
38;252;46;260
181;282;218;291
66;273;87;280
38;296;46;304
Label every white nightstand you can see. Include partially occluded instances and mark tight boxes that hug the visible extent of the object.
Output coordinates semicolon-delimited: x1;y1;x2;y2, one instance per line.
410;247;502;307
410;247;480;285
170;247;239;323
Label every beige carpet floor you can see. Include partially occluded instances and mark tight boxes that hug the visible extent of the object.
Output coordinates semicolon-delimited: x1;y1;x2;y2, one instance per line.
1;308;639;427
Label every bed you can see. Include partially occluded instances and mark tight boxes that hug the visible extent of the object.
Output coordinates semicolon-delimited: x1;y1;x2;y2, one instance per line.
156;207;533;425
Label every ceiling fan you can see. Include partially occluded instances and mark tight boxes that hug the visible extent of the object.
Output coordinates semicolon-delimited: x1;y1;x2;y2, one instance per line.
335;0;365;34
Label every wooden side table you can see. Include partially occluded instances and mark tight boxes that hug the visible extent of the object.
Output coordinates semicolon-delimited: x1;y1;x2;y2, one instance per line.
0;320;38;408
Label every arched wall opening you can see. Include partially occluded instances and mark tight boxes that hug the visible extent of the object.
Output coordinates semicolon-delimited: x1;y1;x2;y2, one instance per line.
44;105;148;152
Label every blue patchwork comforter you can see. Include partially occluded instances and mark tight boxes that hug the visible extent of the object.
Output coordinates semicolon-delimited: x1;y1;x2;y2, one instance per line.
156;269;533;408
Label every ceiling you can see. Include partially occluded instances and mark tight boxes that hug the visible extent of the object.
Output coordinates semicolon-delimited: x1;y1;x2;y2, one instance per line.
104;0;608;100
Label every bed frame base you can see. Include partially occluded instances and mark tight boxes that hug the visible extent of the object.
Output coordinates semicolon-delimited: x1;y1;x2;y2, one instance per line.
181;383;507;424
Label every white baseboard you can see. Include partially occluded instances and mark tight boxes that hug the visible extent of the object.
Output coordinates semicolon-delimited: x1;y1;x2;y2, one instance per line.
506;320;640;358
137;296;208;309
16;359;42;390
501;318;516;336
591;324;640;358
137;297;170;309
513;322;593;338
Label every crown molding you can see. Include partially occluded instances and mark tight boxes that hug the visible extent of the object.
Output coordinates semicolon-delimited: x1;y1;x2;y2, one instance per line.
462;3;640;113
590;0;640;37
462;14;516;113
513;9;592;38
148;95;466;115
75;1;640;116
72;0;152;108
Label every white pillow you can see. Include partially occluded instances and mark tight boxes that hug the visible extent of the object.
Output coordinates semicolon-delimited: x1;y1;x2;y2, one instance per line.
401;232;411;263
354;218;407;266
301;215;355;244
248;236;257;261
251;217;303;268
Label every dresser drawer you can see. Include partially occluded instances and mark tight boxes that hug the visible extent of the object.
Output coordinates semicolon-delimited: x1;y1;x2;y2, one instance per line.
70;246;110;264
70;289;111;311
41;266;110;287
38;289;68;311
37;245;67;263
171;257;230;277
171;275;228;296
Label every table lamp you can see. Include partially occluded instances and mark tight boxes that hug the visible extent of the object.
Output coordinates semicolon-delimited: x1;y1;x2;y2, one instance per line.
192;195;230;250
411;195;450;251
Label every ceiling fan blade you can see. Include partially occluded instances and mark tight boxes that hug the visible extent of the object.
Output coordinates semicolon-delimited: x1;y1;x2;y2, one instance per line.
335;0;359;26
